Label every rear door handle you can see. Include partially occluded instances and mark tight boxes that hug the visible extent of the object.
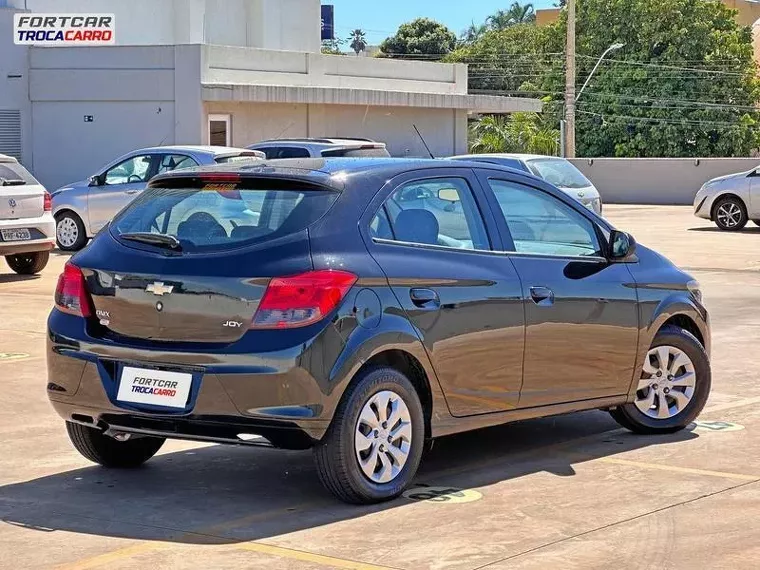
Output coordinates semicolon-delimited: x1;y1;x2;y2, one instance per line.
125;189;140;195
530;286;554;306
410;288;440;308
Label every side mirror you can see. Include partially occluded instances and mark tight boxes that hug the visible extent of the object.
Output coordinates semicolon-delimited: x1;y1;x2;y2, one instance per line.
438;188;460;202
609;230;636;260
88;175;102;187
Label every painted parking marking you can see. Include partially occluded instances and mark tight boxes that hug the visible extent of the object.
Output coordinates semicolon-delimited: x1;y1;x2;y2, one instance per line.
402;484;482;503
691;420;745;433
597;457;759;482
236;542;396;570
702;395;760;414
0;352;30;362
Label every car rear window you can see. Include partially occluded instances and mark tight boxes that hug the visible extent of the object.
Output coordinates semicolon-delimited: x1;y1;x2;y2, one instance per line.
321;147;390;158
110;178;338;253
0;162;39;186
215;154;264;164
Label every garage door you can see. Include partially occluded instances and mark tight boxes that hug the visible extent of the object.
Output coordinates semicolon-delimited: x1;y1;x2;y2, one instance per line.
0;110;22;160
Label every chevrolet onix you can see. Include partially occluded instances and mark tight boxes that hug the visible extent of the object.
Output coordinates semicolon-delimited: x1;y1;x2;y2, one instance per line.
47;158;711;504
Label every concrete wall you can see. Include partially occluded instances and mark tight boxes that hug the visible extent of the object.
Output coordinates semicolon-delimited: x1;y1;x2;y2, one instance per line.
28;46;180;189
202;45;467;95
4;0;321;52
570;158;760;205
0;8;32;167
205;102;468;157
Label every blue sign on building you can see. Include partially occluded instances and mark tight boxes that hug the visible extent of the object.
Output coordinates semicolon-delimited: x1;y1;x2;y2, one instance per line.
321;4;334;40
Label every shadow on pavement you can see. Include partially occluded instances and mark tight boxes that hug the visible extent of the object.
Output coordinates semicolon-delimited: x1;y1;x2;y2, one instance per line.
687;226;760;233
0;273;40;284
0;410;697;545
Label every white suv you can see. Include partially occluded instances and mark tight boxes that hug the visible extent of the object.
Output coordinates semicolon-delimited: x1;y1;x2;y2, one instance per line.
0;154;55;275
247;138;390;159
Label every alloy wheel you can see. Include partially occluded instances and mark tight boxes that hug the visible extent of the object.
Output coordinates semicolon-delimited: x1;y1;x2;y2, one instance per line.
716;202;742;228
634;345;696;419
354;390;412;484
56;216;79;248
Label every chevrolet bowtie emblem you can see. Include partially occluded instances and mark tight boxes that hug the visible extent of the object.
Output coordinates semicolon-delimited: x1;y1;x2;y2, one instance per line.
146;282;173;296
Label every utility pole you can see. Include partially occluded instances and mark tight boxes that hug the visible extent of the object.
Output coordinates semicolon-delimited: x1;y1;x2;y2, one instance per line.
564;0;576;158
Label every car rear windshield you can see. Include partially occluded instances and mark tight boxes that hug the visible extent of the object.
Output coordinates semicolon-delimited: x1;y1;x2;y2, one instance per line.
214;154;263;164
321;147;390;158
526;159;591;189
110;178;338;253
0;162;39;186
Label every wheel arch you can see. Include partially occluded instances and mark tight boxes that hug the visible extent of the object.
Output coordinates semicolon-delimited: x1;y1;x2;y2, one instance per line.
710;192;746;221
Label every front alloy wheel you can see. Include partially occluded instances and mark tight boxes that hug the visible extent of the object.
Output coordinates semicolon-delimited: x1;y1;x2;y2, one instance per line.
634;346;696;419
714;197;747;231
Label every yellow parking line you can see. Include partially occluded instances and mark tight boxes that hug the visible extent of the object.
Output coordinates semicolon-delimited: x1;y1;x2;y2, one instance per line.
56;542;164;570
597;457;760;482
237;542;396;570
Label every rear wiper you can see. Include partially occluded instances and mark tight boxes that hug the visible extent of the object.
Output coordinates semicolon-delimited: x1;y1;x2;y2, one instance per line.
120;232;182;250
0;178;25;186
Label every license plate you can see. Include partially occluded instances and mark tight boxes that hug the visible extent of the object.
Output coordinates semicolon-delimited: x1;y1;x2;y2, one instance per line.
1;228;31;241
117;366;192;409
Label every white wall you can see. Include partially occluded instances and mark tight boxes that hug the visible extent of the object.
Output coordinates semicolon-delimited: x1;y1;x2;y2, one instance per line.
570;157;760;205
205;101;468;157
0;8;32;167
5;0;321;52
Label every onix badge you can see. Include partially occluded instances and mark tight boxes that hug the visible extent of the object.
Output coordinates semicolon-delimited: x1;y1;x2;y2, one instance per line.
146;282;173;296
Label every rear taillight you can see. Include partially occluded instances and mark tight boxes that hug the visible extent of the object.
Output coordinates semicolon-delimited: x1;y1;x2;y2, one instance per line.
43;192;52;212
251;270;357;329
55;263;92;317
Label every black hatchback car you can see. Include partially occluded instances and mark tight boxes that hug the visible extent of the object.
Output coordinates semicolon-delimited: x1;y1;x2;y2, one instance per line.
47;158;710;504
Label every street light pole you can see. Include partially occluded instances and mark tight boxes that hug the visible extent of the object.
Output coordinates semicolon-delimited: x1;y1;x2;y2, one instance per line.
576;42;625;102
564;0;576;158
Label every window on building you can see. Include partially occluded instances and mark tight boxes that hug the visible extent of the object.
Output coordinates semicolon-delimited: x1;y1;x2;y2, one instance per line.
208;114;231;146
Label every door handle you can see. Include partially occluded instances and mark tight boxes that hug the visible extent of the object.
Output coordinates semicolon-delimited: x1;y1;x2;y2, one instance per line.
410;288;440;308
530;286;554;306
125;189;140;195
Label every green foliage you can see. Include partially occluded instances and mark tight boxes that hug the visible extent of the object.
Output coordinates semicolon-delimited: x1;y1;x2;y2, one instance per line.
321;38;345;55
469;113;560;156
455;0;760;157
460;3;537;44
379;18;457;58
349;29;367;55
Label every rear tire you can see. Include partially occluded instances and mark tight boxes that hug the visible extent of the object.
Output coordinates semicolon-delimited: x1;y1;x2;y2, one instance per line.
610;325;710;435
713;196;747;231
66;422;165;468
5;251;49;275
313;366;425;504
55;211;87;251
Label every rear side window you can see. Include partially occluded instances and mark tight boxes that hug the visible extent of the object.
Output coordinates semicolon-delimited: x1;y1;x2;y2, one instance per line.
111;180;338;253
322;147;390;158
0;162;39;186
258;147;311;159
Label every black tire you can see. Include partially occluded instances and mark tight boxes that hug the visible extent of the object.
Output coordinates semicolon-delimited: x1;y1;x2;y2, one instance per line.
313;366;425;504
5;251;49;275
65;421;165;468
55;211;88;251
713;196;747;231
610;325;711;435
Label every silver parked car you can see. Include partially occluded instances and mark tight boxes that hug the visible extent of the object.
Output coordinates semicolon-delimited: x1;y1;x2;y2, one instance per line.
449;153;603;215
693;167;760;231
248;137;390;159
51;145;264;251
0;154;55;275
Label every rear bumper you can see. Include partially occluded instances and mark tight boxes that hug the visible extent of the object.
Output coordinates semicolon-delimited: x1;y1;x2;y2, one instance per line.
47;311;343;447
0;213;55;255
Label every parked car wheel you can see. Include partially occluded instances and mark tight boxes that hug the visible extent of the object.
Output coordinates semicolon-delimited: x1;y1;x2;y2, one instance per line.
313;366;425;504
66;421;165;468
713;196;747;231
609;325;710;434
5;251;49;275
55;211;88;251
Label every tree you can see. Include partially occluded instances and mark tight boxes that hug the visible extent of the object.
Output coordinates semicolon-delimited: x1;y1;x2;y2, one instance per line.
469;113;560;155
461;21;488;44
349;29;367;55
379;18;457;58
321;38;345;55
487;3;536;30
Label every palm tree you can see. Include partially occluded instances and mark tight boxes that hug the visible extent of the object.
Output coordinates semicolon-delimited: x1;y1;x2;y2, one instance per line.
349;29;367;55
486;3;536;31
461;20;488;44
469;113;558;156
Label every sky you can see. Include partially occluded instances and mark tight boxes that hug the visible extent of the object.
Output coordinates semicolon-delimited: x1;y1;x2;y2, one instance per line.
324;0;557;44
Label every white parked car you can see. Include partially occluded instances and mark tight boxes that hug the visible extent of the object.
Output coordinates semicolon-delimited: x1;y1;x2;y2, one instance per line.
0;154;55;275
449;153;603;215
693;167;760;231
